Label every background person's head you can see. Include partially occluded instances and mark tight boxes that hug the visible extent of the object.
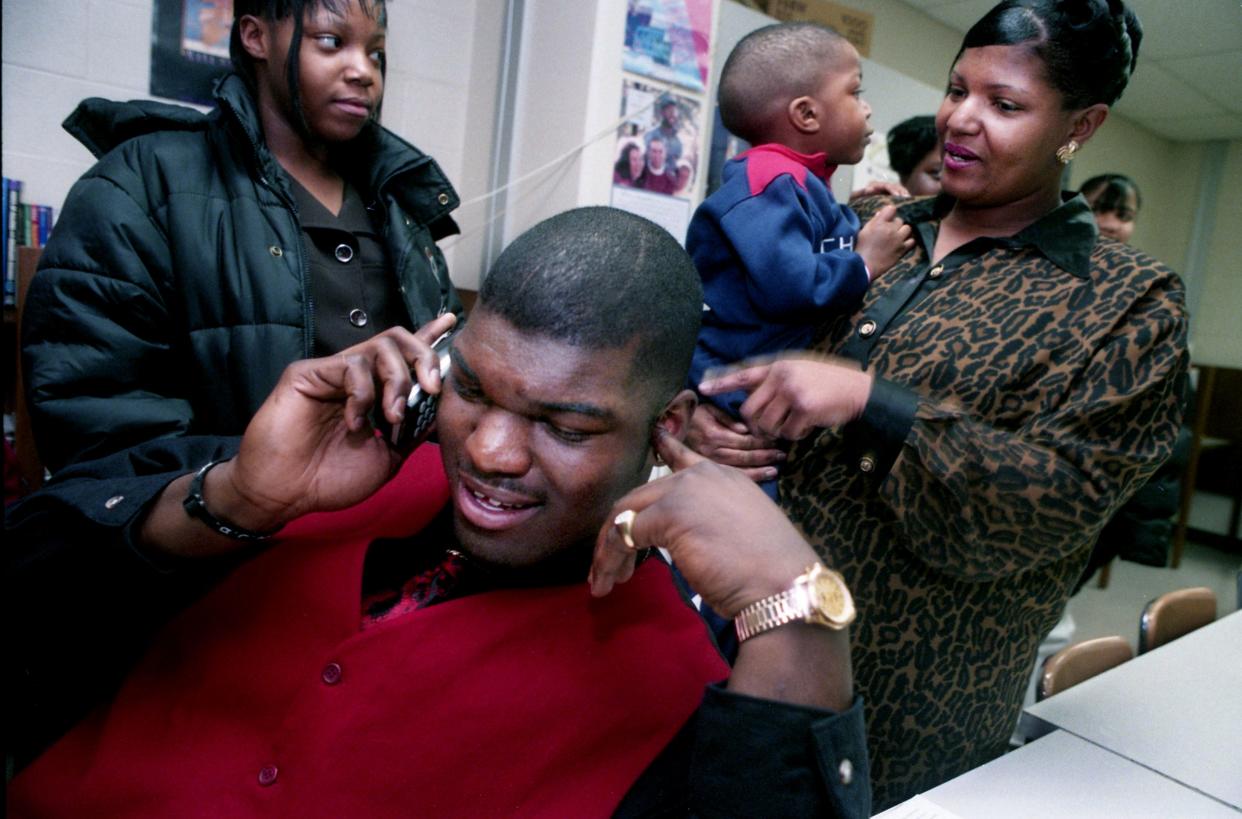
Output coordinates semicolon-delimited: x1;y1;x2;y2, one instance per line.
1079;173;1141;242
440;208;703;573
938;0;1142;210
886;115;941;197
232;0;387;145
718;22;871;163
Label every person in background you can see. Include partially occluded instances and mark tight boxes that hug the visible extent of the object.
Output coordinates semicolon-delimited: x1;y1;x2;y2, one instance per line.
686;21;913;500
612;141;646;187
688;0;1186;807
1010;169;1178;742
1080;172;1141;242
10;0;460;766
885;114;942;197
8;207;871;818
22;0;460;479
1074;170;1188;583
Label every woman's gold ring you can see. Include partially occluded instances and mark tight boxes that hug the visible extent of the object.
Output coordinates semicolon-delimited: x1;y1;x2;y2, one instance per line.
613;509;638;549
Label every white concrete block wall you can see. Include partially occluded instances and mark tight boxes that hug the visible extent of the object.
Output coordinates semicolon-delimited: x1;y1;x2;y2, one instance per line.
2;0;156;209
1;0;481;278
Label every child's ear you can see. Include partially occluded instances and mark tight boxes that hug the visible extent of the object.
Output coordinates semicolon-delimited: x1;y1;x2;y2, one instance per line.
237;14;272;63
787;96;821;135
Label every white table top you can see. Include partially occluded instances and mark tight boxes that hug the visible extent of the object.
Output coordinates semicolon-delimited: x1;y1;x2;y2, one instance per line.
874;730;1241;819
1020;610;1242;808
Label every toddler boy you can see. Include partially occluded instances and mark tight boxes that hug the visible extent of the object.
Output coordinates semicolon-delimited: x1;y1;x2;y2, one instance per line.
687;22;912;497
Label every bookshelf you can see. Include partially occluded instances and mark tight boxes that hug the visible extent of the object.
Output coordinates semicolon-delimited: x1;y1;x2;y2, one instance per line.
5;246;44;492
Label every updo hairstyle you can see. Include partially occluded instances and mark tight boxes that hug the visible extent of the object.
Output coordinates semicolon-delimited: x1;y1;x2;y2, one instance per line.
958;0;1143;108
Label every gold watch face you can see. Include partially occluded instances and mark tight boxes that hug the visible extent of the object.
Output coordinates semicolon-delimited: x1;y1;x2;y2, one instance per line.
807;565;856;629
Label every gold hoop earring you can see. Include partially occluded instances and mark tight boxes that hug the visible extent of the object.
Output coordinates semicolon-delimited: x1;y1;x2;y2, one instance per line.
1056;140;1079;166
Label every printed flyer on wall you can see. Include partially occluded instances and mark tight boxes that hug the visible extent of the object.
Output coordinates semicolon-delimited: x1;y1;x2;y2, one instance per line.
623;0;714;92
613;79;703;199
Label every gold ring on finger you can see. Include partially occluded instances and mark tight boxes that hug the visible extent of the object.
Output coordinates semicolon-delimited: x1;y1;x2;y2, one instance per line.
613;509;638;550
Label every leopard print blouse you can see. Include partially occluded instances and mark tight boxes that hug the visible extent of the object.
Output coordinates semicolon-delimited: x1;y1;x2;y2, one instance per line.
779;194;1188;809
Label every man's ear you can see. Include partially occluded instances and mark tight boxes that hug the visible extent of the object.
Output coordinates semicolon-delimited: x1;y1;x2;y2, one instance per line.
1069;103;1109;148
237;14;272;63
786;96;821;135
654;389;698;445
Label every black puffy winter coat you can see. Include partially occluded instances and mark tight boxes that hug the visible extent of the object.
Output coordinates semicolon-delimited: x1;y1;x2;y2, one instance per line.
22;73;461;473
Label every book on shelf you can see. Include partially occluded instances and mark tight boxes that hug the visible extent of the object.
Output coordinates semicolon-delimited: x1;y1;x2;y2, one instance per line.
2;177;56;307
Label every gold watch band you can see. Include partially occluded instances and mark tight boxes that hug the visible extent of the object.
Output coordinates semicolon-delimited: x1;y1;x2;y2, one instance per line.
734;587;807;641
733;563;855;642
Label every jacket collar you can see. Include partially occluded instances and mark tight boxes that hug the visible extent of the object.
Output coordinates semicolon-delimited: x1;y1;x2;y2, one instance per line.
741;143;838;183
215;74;459;233
62;73;460;234
898;191;1097;278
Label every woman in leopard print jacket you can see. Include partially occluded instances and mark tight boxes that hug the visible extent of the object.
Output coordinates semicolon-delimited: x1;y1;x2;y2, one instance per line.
691;0;1185;808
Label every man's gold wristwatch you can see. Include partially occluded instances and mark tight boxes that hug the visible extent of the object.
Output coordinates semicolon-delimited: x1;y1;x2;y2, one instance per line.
734;563;856;642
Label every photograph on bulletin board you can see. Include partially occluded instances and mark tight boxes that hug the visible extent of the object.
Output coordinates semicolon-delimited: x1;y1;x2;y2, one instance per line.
623;0;714;92
150;0;234;105
614;80;702;198
610;79;702;243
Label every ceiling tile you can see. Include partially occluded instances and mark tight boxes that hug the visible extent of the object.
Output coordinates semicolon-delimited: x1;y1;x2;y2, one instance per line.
919;0;1000;31
1112;62;1223;121
1161;51;1242;115
1121;0;1242;61
1139;113;1242;143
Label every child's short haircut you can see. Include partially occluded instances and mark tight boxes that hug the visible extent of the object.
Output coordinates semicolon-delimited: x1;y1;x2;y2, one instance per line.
718;22;850;145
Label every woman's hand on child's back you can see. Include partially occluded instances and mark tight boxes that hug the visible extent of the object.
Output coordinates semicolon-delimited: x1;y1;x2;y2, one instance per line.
857;203;914;279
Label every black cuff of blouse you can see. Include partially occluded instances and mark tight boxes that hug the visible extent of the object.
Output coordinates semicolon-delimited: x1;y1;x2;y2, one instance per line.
690;687;871;819
842;377;919;480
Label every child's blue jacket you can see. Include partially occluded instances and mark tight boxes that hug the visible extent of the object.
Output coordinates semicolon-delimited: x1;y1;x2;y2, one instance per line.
687;143;869;414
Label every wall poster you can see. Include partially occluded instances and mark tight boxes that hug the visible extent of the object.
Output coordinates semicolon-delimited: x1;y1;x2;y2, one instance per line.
623;0;715;92
610;79;705;242
150;0;235;105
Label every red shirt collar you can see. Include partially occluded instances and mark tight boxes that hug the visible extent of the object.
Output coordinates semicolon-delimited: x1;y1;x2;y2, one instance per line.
737;143;838;182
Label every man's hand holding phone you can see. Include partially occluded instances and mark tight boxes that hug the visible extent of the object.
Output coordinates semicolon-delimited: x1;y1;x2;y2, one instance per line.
230;315;458;527
380;326;458;452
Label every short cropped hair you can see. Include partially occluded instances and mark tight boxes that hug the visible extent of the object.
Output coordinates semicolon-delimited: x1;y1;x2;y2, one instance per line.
886;116;938;179
718;22;849;145
479;207;703;403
